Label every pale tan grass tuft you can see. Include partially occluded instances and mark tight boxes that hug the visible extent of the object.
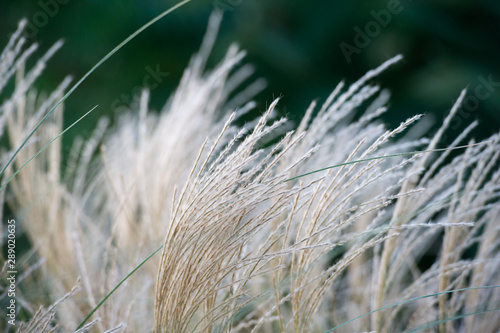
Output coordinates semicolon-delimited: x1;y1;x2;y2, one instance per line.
1;13;499;333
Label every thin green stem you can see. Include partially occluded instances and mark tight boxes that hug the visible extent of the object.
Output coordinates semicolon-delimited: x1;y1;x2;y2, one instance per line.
405;306;500;333
76;245;164;330
324;285;500;332
0;106;97;192
284;142;489;183
0;0;191;188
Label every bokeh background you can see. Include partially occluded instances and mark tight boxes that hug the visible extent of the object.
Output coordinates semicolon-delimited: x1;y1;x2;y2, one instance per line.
1;0;499;149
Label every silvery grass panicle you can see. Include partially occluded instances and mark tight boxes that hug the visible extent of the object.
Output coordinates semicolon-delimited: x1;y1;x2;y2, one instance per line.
0;19;81;332
1;10;500;333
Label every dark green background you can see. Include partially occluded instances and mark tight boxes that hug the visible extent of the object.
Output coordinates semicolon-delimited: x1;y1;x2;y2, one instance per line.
1;0;499;147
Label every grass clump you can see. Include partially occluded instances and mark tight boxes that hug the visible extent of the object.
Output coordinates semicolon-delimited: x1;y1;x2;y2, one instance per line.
1;8;500;333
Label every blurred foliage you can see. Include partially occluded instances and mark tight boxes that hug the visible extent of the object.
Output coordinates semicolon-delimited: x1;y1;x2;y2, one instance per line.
1;0;499;148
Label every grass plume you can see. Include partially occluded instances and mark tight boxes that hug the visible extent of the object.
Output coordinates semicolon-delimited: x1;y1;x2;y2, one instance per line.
1;10;499;333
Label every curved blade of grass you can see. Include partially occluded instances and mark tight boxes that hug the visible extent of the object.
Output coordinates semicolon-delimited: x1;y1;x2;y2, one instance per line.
75;245;164;330
324;285;500;332
405;306;500;333
0;0;191;186
284;142;490;183
0;105;98;192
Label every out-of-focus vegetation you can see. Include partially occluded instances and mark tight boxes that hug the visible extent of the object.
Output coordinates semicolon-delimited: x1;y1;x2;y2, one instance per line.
1;0;499;144
1;2;500;331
